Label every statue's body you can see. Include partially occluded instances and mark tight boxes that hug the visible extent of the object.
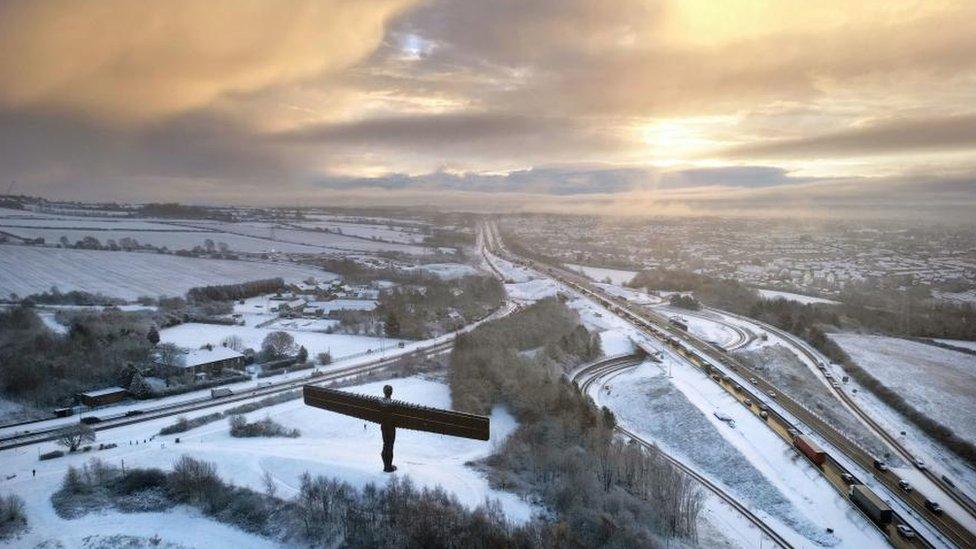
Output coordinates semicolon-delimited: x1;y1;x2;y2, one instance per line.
380;384;397;472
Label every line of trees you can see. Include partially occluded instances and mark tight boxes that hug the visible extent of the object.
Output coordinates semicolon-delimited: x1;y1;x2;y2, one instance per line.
52;456;557;546
187;278;286;303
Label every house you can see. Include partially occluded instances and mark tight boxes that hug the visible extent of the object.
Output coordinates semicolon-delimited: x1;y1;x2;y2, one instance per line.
78;386;128;407
181;347;245;376
156;346;245;378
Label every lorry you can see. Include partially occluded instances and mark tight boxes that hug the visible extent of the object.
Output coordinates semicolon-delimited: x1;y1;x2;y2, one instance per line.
850;484;893;526
794;434;827;465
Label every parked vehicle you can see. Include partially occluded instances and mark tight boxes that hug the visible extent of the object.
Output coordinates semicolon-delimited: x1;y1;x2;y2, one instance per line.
53;407;74;418
913;458;927;471
80;416;101;424
850;484;893;526
124;410;144;417
211;387;233;399
896;525;916;539
841;473;855;484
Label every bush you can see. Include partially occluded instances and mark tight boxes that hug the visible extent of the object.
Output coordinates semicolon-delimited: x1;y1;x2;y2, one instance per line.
159;412;222;435
39;449;65;461
228;415;300;438
0;494;26;538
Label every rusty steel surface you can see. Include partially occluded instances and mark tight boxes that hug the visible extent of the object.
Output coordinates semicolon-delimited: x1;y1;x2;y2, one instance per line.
303;385;490;440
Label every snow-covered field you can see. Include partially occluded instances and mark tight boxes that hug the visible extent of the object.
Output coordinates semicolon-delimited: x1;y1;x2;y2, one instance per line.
0;376;534;548
173;221;430;255
293;221;425;244
0;218;211;231
564;263;638;285
411;263;479;279
0;245;333;300
1;227;326;254
161;323;404;360
757;289;839;305
504;279;559;301
830;334;976;447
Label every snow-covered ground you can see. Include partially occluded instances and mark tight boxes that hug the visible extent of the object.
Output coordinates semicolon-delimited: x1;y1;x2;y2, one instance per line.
293;221;425;244
0;227;326;254
504;279;559;302
410;263;479;279
0;245;334;300
593;282;663;306
0;376;534;548
172;221;430;255
161;323;404;360
594;362;886;548
830;334;976;447
564;263;638;285
757;289;840;305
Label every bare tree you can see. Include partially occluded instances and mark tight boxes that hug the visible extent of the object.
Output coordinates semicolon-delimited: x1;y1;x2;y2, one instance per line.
261;331;296;360
56;423;95;452
221;335;244;352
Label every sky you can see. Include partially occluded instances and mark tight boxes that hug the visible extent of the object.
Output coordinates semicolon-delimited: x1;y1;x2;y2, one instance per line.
1;0;975;221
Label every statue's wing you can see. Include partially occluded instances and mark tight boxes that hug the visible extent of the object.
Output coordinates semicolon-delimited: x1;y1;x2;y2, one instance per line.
303;385;490;440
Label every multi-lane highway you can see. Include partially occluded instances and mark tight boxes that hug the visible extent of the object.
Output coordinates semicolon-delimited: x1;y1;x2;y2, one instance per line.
482;220;974;548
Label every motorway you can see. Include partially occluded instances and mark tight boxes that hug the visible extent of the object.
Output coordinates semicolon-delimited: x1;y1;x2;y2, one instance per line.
482;220;975;549
571;354;794;548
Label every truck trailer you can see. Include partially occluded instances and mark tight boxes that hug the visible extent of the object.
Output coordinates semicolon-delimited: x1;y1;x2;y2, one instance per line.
850;484;893;526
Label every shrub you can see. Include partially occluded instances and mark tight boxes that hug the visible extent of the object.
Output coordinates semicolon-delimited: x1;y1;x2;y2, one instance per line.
39;449;65;461
0;494;27;538
159;412;222;435
228;416;300;438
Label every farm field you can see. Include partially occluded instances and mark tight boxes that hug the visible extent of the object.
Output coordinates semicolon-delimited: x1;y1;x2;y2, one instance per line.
172;221;432;254
0;245;332;300
564;263;638;285
160;322;405;360
830;333;976;446
757;289;839;305
293;220;426;244
0;226;325;253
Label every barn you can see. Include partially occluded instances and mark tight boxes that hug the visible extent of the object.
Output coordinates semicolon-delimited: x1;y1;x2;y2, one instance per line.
77;386;128;407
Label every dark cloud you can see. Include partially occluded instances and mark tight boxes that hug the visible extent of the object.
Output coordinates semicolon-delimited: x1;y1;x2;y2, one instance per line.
722;114;976;158
314;164;817;195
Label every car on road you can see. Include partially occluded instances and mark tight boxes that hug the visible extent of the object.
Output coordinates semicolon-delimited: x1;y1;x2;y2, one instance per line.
124;410;144;417
80;416;101;424
873;459;889;472
841;473;855;484
924;500;943;515
896;525;916;539
898;480;913;493
913;458;927;471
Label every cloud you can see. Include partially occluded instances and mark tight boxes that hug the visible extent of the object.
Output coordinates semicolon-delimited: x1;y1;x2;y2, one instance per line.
314;164;817;195
0;0;414;124
721;114;976;158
